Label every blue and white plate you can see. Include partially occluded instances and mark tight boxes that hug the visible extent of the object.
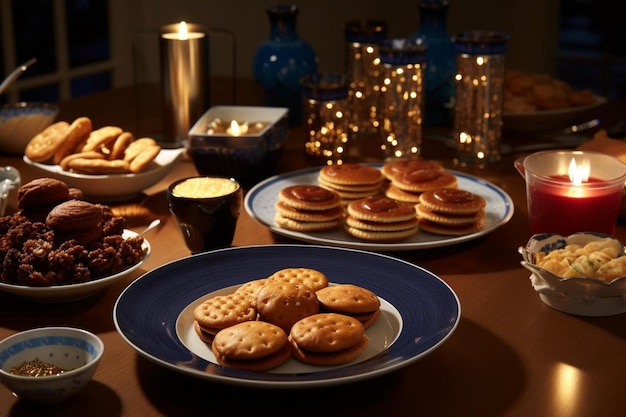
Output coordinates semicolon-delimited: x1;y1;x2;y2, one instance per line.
245;166;514;251
113;245;460;388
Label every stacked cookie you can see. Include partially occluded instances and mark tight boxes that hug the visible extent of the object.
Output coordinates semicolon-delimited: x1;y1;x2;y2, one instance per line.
318;163;384;206
274;185;343;232
344;195;419;241
193;293;257;343
289;313;369;366
384;160;457;204
316;284;381;329
416;188;487;235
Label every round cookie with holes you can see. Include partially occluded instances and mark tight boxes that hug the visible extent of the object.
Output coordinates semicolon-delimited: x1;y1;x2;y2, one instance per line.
316;284;381;329
211;321;292;371
255;281;320;332
289;313;369;366
267;267;329;292
193;293;257;342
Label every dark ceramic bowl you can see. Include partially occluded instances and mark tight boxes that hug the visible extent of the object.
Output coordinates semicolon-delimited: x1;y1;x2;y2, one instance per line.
187;106;288;187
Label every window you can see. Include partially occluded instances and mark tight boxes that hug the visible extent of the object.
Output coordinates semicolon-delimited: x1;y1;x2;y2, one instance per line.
0;0;112;104
557;0;626;98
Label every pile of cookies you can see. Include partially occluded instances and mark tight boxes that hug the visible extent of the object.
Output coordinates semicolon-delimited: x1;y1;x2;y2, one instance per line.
503;69;597;112
193;267;381;371
25;116;161;174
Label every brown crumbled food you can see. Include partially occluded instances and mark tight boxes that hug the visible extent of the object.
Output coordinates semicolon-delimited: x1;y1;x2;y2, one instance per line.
0;212;144;287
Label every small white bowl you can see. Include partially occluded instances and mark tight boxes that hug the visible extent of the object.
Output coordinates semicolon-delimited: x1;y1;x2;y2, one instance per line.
0;102;59;155
0;327;104;404
23;148;185;201
519;232;626;316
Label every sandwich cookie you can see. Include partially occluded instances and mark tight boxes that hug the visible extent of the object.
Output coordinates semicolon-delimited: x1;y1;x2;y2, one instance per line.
267;267;329;292
345;196;419;241
255;281;320;332
417;188;487;236
289;313;369;366
193;293;257;343
316;284;381;329
275;185;343;232
212;321;292;371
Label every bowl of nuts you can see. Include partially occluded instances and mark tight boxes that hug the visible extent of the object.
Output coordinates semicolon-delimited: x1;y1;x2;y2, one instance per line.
519;232;626;316
0;326;104;404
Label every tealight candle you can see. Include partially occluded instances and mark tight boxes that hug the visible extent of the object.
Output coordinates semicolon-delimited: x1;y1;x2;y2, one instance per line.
516;150;626;236
159;21;209;145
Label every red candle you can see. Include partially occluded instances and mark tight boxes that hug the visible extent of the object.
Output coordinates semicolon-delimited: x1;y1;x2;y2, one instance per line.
528;174;622;236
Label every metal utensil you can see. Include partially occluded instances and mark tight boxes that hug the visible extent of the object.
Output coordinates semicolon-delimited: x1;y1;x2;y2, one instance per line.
0;58;37;95
139;218;161;236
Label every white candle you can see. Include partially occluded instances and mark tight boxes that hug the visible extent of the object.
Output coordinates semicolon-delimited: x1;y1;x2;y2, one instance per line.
159;21;208;145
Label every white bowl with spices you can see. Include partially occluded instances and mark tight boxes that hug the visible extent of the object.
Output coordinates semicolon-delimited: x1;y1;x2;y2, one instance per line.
519;232;626;317
0;326;103;404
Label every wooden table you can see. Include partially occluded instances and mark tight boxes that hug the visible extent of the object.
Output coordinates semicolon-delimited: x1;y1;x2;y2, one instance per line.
1;84;625;417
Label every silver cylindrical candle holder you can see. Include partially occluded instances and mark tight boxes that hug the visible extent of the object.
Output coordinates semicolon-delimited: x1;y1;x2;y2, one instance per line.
159;22;209;146
452;31;509;167
379;38;427;161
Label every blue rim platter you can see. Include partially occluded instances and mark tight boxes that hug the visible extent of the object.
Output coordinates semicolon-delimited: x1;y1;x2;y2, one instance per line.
244;166;514;251
113;244;460;388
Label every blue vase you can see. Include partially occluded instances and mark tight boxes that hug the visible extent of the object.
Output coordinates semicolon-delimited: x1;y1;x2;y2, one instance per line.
410;0;456;126
253;5;317;126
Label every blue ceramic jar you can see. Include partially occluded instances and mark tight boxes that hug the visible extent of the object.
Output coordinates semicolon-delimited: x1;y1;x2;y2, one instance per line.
410;0;456;126
253;5;317;126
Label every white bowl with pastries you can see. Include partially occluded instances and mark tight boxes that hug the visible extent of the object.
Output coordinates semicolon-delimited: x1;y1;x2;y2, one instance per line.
502;70;606;133
21;116;185;201
0;178;151;302
0;326;103;404
519;232;626;317
0;102;59;155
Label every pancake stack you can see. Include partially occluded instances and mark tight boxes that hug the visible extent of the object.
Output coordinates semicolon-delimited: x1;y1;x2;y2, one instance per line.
274;185;343;232
416;188;487;235
385;164;457;204
344;195;419;241
318;163;385;206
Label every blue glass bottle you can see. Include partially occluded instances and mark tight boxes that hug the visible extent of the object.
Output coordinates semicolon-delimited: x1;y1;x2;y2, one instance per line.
409;0;456;126
253;5;317;126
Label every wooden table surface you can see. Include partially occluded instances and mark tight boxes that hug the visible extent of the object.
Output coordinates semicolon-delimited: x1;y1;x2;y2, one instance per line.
1;82;625;417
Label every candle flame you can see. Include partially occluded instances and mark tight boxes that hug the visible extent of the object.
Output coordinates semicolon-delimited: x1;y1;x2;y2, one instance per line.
178;21;189;40
568;158;590;185
226;120;249;136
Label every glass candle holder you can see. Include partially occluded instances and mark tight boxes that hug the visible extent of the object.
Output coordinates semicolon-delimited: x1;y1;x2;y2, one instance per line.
344;20;387;142
452;31;509;167
379;39;428;160
302;73;351;165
